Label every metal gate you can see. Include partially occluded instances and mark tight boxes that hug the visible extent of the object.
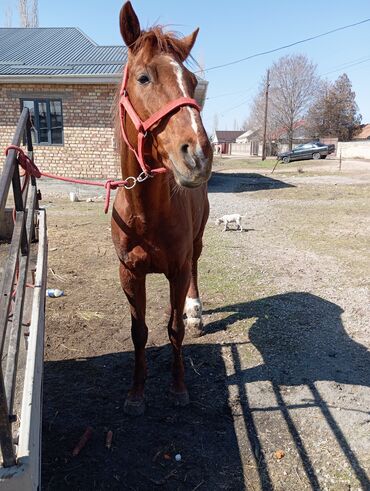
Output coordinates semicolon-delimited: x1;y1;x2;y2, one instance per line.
0;108;47;489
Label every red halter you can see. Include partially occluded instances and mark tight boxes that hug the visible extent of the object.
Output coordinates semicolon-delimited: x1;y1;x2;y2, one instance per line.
119;65;201;176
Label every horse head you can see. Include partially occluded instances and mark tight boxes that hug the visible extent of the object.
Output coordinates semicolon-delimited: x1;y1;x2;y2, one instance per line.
119;1;213;188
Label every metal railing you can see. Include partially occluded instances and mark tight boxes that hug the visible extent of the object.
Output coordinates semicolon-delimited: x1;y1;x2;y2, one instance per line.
0;108;40;467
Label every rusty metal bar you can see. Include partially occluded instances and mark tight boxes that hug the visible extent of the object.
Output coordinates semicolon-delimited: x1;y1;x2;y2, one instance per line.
5;184;36;415
0;369;15;467
0;213;26;355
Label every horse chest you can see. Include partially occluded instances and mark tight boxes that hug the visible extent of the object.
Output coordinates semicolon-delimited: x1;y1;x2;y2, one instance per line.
114;226;192;275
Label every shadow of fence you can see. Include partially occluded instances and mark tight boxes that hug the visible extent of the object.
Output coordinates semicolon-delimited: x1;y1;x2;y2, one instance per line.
42;292;370;489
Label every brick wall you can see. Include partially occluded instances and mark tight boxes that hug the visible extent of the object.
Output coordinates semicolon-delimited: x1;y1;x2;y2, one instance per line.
0;83;122;179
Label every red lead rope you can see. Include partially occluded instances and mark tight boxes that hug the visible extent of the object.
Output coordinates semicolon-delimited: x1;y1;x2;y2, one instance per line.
4;145;132;214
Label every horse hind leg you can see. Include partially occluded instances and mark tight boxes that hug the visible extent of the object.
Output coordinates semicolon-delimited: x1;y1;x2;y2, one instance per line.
185;244;204;336
168;264;191;406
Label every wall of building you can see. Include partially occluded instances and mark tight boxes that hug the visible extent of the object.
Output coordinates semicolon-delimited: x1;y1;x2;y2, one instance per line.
230;142;253;156
337;141;370;160
0;83;122;179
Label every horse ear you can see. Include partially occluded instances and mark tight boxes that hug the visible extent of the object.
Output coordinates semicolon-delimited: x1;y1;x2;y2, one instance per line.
177;28;199;61
119;1;141;48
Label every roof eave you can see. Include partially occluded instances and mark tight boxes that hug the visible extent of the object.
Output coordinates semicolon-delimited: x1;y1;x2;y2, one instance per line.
0;74;209;108
0;74;122;84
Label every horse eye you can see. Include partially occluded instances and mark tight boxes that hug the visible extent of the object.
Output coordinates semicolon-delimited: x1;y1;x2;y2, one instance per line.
137;74;150;85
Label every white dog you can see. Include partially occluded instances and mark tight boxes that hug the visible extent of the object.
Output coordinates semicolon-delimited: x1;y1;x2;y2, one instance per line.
215;214;244;232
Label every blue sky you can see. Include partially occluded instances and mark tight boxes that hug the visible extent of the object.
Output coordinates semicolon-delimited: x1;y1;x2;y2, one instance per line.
2;0;370;132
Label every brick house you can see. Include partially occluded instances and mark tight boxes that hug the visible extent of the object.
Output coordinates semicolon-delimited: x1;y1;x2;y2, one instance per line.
0;28;208;179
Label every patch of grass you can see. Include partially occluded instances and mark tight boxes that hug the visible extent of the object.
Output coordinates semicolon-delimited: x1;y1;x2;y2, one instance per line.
199;225;269;308
254;183;370;279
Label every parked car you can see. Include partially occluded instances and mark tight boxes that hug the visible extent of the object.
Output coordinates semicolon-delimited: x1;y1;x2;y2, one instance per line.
277;142;335;163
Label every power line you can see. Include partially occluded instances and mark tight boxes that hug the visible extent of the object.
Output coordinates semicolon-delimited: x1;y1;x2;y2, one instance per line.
206;88;251;100
220;97;252;116
322;55;370;76
206;85;255;100
196;18;370;74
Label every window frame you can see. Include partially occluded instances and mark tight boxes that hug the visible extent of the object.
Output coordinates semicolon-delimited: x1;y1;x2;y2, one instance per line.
20;98;64;146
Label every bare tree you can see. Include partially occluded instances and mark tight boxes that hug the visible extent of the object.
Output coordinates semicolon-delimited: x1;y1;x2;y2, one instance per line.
18;0;29;27
269;55;319;149
31;0;38;27
4;5;13;27
306;74;362;141
18;0;38;27
247;54;319;149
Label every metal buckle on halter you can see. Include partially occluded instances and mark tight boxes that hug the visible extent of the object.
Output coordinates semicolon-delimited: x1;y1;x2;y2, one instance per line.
137;171;153;183
123;176;137;189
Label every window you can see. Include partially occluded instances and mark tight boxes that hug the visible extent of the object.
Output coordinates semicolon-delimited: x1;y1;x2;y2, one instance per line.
21;99;63;145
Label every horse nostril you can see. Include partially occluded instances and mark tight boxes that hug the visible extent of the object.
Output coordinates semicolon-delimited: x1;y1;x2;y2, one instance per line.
181;144;189;154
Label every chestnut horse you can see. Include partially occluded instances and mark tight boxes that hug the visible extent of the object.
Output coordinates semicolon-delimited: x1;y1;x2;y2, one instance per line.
112;2;213;415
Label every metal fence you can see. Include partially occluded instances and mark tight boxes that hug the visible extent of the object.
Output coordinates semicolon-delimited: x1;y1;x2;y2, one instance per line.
0;108;41;467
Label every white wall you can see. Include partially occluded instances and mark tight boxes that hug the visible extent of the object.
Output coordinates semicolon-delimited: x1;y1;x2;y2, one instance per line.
337;141;370;159
230;142;252;155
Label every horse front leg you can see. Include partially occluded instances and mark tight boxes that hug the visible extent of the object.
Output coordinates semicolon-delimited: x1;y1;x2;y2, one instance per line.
119;263;147;416
168;263;191;406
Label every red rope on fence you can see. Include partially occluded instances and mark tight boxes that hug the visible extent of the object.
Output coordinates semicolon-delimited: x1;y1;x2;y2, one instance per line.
4;145;132;214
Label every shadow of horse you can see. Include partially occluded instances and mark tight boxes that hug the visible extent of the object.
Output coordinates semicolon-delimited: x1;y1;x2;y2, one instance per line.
42;292;369;490
204;292;370;490
42;343;244;490
208;172;294;194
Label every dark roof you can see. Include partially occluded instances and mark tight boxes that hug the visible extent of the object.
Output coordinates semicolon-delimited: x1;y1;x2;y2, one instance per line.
0;27;126;77
215;130;245;143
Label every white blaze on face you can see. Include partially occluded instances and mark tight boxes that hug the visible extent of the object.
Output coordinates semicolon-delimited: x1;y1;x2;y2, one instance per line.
169;59;205;158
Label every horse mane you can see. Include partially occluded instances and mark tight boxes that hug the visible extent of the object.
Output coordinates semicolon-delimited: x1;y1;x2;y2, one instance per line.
112;26;190;161
130;26;189;61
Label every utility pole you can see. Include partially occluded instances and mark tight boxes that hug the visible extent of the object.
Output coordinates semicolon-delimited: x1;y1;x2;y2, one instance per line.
262;69;270;161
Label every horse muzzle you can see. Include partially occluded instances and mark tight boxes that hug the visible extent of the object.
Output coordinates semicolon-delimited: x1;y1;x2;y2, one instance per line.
170;142;212;187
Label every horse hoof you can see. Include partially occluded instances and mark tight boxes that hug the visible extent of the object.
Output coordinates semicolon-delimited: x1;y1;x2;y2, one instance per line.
170;388;190;407
124;397;145;416
187;317;204;337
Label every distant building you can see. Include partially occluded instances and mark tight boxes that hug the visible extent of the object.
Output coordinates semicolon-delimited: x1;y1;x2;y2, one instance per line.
228;121;319;157
212;130;245;154
354;124;370;140
235;129;261;156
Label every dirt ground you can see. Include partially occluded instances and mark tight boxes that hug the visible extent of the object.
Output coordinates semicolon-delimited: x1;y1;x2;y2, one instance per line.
40;159;370;490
